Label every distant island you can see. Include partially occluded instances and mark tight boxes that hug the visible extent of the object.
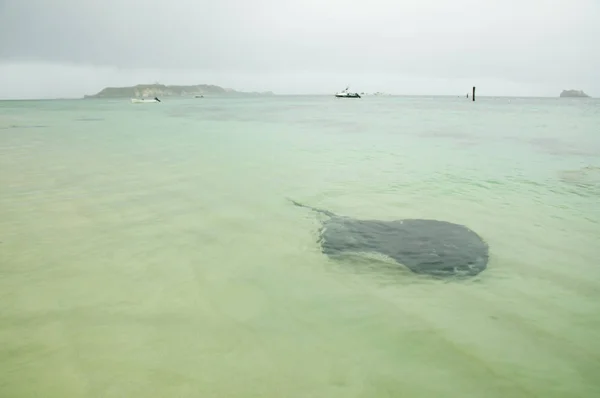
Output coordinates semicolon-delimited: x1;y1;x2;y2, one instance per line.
559;89;590;98
83;83;274;99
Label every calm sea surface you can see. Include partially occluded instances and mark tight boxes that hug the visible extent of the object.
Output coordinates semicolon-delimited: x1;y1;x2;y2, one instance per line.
1;95;599;397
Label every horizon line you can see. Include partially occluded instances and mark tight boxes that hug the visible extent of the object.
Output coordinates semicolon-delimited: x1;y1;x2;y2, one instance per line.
0;93;593;101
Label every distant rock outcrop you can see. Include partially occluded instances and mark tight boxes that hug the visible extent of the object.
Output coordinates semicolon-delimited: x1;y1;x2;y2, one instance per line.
83;84;274;99
559;89;590;98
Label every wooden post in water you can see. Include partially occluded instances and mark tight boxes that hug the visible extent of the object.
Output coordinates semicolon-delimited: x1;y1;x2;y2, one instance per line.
472;86;476;101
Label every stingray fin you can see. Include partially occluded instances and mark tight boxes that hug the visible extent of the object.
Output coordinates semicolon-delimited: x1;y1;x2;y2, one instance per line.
287;198;337;218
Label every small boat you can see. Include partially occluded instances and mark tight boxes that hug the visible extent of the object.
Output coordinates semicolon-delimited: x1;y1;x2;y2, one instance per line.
131;97;161;103
335;87;361;98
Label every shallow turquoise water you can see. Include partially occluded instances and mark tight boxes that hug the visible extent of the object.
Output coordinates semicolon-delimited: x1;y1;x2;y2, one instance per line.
1;95;599;397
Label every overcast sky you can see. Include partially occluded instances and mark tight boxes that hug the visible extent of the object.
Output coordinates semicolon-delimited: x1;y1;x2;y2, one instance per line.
0;0;598;99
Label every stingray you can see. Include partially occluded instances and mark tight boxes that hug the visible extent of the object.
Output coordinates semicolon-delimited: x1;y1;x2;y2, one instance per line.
290;199;489;278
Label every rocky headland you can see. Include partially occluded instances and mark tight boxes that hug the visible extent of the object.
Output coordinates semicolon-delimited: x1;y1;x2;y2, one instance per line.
83;84;274;99
559;89;590;98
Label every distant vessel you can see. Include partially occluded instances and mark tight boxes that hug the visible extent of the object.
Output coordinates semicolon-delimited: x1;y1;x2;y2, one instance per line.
131;97;161;103
335;87;361;98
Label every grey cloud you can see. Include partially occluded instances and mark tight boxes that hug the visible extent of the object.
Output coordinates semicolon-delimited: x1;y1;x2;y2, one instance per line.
1;0;599;97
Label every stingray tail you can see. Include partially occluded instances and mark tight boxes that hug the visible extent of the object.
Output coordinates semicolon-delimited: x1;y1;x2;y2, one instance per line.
287;198;337;218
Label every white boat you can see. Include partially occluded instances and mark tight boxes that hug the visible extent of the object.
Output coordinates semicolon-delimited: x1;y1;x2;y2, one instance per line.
130;97;161;103
335;87;361;98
